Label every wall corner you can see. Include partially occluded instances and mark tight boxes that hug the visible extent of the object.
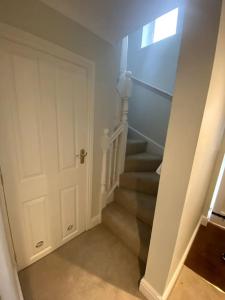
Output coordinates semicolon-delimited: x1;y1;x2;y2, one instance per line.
139;277;163;300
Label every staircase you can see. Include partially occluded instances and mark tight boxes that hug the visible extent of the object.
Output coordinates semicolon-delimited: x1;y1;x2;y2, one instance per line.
102;138;162;265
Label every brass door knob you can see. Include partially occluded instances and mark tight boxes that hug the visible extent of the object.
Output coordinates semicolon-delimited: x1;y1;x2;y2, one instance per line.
76;149;87;164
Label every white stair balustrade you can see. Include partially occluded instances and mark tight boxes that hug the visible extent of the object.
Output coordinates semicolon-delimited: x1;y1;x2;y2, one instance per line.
118;71;132;175
100;71;132;209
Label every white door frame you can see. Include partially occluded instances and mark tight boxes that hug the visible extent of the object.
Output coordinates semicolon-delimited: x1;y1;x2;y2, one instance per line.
0;23;95;263
205;131;225;222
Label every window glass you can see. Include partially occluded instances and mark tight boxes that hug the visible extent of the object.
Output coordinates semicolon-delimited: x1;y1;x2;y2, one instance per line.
141;8;179;48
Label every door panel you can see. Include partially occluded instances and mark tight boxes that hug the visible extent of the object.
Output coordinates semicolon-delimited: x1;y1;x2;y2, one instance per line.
24;197;50;256
11;53;47;206
12;54;43;178
56;67;78;171
61;186;78;240
19;175;47;203
0;40;89;269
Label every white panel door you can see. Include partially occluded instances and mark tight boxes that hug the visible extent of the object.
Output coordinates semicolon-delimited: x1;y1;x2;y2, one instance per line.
39;57;88;247
0;40;89;270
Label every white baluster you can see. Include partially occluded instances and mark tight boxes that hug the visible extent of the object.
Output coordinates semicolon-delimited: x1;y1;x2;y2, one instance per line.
119;124;128;174
112;138;119;185
107;143;113;189
100;128;110;209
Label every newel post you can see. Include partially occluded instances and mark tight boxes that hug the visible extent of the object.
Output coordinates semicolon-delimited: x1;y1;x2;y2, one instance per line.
117;71;133;173
100;128;110;209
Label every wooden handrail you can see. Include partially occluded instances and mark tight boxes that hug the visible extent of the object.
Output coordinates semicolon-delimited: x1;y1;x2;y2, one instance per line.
131;76;173;100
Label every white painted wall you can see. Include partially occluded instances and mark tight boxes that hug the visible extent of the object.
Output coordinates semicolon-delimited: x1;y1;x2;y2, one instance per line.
40;0;182;44
0;0;121;219
129;86;172;147
127;2;184;147
127;14;183;94
142;0;222;297
167;0;225;284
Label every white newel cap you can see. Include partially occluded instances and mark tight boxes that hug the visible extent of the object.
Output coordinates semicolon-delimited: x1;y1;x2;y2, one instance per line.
117;71;133;98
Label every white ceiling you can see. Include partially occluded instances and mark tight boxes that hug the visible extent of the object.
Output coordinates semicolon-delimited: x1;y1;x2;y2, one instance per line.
40;0;181;44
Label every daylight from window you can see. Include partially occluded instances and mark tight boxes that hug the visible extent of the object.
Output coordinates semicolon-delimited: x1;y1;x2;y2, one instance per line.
141;8;179;48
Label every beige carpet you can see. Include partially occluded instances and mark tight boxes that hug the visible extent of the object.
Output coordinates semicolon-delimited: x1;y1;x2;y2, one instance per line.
102;138;160;265
19;225;145;300
19;225;225;300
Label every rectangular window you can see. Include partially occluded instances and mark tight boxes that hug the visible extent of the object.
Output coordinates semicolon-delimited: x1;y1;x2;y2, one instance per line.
141;22;155;48
141;8;179;48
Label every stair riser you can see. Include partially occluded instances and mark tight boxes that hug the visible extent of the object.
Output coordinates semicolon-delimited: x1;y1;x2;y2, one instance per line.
114;190;156;225
102;214;149;262
125;159;161;172
126;143;147;155
102;138;160;265
119;177;159;195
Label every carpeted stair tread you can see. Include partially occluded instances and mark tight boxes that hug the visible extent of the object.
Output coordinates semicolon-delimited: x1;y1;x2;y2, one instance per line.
120;172;160;195
114;188;156;225
102;202;151;262
125;152;162;172
126;139;147;155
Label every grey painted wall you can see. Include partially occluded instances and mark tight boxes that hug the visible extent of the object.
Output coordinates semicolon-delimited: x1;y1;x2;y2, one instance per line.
127;4;184;147
128;85;171;146
0;0;121;218
128;27;183;93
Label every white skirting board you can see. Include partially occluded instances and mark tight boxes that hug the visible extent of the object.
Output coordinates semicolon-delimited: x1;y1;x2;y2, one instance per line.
201;215;208;227
128;126;164;156
88;214;101;230
140;279;162;300
140;215;203;300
